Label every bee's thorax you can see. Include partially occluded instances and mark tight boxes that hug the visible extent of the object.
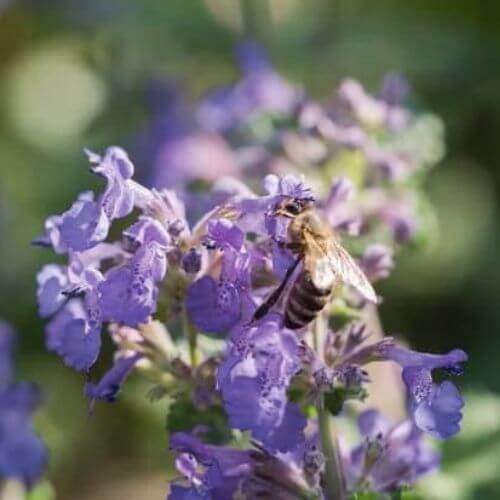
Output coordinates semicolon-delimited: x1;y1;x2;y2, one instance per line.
288;209;330;250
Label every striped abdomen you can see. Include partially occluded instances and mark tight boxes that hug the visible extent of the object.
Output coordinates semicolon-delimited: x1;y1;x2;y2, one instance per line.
284;270;332;330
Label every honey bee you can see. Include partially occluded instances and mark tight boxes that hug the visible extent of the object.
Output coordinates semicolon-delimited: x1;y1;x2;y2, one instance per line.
253;197;377;329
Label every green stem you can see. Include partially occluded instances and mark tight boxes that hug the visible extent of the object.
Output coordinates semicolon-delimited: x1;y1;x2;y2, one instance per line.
183;309;198;369
314;316;346;500
240;0;271;40
318;406;346;500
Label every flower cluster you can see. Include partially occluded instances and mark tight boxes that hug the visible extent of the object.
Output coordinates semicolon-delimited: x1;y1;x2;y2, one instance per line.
142;41;443;250
35;43;465;499
343;409;440;493
0;322;47;488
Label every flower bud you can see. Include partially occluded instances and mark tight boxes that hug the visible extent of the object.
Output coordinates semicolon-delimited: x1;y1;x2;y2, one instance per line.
182;248;202;274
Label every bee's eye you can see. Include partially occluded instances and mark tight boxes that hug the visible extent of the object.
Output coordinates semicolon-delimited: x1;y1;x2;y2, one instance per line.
284;201;301;215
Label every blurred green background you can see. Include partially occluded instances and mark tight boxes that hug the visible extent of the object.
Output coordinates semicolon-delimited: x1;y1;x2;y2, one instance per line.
0;1;499;499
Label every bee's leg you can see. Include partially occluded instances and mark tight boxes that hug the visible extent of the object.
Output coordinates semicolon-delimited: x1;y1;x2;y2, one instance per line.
251;256;302;322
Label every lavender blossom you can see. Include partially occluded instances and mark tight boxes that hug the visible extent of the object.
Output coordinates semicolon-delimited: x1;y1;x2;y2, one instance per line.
0;322;47;487
98;236;167;326
168;432;319;499
217;314;306;452
137;80;238;191
379;73;410;107
85;353;143;404
344;409;439;493
186;223;251;335
45;299;101;372
37;246;117;372
55;191;110;253
186;276;242;335
37;147;135;253
196;41;302;133
36;264;68;318
381;345;467;439
359;244;394;282
168;432;252;499
182;248;203;274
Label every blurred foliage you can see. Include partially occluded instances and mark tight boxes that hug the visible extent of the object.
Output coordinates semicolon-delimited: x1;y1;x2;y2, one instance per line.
0;0;499;498
166;397;232;444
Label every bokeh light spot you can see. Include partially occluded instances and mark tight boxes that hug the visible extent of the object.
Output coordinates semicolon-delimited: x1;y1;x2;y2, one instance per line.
4;40;107;151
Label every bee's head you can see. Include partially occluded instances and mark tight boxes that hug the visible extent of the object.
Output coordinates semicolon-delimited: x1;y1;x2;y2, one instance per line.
274;197;314;218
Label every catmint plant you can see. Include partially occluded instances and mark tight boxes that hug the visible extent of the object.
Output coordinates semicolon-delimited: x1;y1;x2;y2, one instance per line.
35;43;466;499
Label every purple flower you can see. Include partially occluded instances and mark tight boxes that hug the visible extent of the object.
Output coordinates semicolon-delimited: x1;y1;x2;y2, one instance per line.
379;199;418;244
323;177;361;235
182;248;203;274
0;385;48;487
235;41;302;116
206;219;244;251
39;248;108;372
32;215;66;254
196;41;302;133
168;432;252;500
86;146;135;220
255;173;315;241
271;245;295;280
266;176;314;233
37;243;131;373
123;216;170;249
345;409;439;492
38;147;135;253
85;353;143;404
137;80;237;191
186;244;251;335
45;300;101;372
0;323;47;487
300;102;367;149
382;345;467;439
379;73;410;107
36;265;68;318
325;177;354;210
97;217;168;326
364;145;413;182
359;244;394;282
263;173;313;201
99;240;167;326
186;276;241;335
154;133;237;191
57;191;110;253
167;432;320;499
0;322;15;387
195;86;237;134
220;174;312;239
217;315;306;452
338;79;388;128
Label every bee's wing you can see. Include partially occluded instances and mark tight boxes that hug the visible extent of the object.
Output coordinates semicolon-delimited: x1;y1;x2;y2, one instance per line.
303;237;337;292
327;238;378;303
304;232;377;303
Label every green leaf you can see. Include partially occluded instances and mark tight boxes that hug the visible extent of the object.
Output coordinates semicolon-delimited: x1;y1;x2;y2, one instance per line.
349;491;422;500
166;396;232;444
350;491;382;500
328;300;362;330
400;490;423;500
324;388;345;416
147;384;170;403
324;385;368;416
27;481;56;500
